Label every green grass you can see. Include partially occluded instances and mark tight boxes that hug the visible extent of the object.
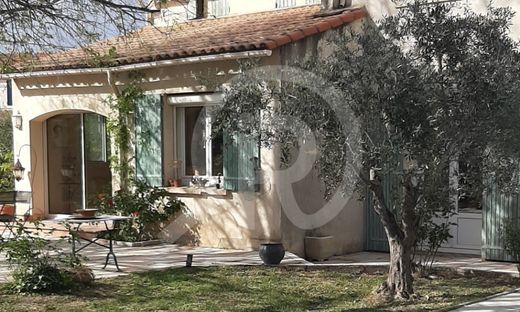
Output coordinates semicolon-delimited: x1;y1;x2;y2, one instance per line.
0;266;518;311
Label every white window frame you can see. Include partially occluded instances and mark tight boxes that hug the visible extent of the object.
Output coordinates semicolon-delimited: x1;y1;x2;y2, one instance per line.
168;93;224;186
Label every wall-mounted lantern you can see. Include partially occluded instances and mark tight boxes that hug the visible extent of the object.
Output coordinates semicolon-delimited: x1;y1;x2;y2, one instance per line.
12;111;22;130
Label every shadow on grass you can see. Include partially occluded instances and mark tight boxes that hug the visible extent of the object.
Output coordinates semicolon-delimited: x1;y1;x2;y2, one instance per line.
3;267;516;312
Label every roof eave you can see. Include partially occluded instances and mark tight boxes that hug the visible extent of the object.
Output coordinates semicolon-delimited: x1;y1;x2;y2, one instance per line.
1;50;273;80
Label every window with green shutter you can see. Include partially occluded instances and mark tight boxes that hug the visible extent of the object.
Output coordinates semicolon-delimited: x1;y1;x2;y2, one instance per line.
223;133;260;192
135;94;164;187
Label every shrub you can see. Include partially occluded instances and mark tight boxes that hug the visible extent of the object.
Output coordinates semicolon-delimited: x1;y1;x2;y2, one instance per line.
503;218;520;263
0;221;90;293
96;180;185;242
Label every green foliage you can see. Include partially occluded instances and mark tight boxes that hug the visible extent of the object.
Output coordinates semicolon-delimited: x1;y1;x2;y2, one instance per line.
503;219;520;263
215;0;520;296
0;111;13;191
83;46;118;68
106;72;145;192
96;180;186;242
0;221;88;293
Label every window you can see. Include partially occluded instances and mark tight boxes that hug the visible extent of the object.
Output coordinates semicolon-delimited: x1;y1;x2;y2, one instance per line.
457;158;482;211
84;114;107;162
187;0;230;19
276;0;297;8
176;105;223;181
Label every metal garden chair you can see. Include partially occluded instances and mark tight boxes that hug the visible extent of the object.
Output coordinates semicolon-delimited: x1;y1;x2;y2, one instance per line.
0;191;32;238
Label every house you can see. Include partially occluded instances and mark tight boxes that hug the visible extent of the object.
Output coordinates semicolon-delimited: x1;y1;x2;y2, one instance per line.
3;0;371;257
4;0;519;261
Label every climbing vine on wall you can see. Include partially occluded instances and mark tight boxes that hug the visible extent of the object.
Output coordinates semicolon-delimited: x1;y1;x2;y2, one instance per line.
106;71;144;192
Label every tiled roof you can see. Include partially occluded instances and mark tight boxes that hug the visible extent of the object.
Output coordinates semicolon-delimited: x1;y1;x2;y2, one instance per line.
16;5;367;72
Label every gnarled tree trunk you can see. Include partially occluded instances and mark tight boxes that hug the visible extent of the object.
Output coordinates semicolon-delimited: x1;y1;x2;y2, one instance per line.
370;170;418;300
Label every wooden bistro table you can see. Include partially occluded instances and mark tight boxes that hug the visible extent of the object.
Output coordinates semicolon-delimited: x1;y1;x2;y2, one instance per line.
62;215;131;272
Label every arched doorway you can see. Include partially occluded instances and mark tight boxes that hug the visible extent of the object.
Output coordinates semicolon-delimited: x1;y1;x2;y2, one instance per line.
46;113;111;214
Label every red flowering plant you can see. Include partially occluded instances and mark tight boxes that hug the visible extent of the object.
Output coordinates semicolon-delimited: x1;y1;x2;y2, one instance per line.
96;180;185;242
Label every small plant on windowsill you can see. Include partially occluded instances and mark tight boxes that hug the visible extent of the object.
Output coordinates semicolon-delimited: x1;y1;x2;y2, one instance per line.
96;179;186;242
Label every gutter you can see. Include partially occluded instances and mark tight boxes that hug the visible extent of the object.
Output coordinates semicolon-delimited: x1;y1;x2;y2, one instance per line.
0;50;273;79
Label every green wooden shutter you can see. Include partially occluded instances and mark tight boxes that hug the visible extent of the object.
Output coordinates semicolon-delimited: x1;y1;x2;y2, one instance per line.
482;189;520;261
135;94;163;187
223;133;259;192
365;155;402;252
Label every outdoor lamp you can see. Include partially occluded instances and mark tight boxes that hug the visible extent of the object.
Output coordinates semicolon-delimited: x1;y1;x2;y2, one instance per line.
12;159;25;181
12;111;22;130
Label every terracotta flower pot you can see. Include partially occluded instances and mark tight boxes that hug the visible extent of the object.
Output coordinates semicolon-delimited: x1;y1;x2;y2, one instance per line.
0;204;15;217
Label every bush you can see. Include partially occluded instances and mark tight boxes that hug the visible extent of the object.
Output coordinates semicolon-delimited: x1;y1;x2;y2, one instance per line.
96;180;185;242
0;221;90;293
0;111;13;191
503;219;520;263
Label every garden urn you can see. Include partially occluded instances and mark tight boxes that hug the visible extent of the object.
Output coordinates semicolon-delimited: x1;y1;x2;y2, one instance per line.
259;242;285;265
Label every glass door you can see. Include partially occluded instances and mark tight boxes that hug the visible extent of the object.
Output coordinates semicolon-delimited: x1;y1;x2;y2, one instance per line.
47;115;83;214
47;113;111;214
84;114;111;207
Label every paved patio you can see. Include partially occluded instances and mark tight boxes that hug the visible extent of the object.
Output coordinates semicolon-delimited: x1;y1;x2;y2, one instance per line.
319;252;520;277
0;237;310;282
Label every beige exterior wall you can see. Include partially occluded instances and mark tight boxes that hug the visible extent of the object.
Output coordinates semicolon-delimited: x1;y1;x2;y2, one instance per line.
12;74;113;218
11;59;284;251
0;80;9;110
273;18;368;256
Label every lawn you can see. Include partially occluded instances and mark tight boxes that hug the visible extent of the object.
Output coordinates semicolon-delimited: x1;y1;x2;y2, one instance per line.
0;266;518;312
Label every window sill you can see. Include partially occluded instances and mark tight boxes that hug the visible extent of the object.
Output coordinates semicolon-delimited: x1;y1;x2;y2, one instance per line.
164;186;228;196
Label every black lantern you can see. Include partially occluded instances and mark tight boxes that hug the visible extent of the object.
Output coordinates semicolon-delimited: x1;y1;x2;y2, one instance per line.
13;159;25;181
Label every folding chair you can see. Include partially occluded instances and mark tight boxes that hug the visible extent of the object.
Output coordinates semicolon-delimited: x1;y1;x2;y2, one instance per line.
0;191;17;237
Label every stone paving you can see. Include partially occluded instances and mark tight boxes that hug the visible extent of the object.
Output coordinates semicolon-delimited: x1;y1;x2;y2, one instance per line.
452;290;520;311
321;251;520;277
0;238;310;282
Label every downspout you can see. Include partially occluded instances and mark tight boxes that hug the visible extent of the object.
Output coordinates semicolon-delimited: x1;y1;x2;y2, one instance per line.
106;70;120;96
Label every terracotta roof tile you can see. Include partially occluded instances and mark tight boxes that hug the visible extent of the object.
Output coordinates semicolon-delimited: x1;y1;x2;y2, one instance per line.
16;5;367;72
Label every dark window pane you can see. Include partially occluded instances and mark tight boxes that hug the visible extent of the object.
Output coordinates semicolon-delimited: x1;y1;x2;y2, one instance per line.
212;130;224;176
185;106;206;176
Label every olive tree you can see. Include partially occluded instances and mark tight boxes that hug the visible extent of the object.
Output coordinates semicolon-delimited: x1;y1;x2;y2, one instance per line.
214;1;520;300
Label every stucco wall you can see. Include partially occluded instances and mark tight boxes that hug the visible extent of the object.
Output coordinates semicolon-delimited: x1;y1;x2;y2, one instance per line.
11;59;283;250
274;18;369;257
0;80;8;110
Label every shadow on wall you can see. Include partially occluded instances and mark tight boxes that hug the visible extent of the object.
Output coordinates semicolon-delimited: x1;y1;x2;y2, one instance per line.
160;210;201;246
159;191;272;251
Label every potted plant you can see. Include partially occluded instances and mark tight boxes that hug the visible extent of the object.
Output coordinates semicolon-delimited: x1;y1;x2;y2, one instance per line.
96;180;186;245
169;160;183;187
